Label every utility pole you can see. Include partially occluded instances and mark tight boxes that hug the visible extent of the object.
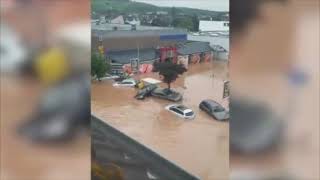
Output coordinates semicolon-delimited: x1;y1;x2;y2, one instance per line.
137;43;140;74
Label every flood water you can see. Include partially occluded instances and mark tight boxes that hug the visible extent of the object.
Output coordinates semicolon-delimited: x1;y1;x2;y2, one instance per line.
91;61;229;179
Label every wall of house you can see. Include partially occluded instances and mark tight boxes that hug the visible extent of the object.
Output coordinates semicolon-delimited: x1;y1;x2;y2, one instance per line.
111;59;157;75
177;55;189;69
199;21;229;32
203;52;213;62
189;54;201;64
92;36;179;52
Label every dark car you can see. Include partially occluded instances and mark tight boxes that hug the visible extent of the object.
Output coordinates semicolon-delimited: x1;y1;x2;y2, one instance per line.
199;99;229;121
135;84;158;100
151;88;182;102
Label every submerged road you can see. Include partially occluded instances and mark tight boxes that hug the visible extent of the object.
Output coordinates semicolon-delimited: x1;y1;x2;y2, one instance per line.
92;61;229;179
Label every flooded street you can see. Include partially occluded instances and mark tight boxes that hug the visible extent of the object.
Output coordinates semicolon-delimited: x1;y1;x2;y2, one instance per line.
91;61;229;179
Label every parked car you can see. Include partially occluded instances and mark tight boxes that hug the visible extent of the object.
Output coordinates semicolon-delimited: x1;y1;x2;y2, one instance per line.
113;79;136;87
135;84;157;100
151;88;182;102
165;104;195;119
100;74;120;81
199;99;229;121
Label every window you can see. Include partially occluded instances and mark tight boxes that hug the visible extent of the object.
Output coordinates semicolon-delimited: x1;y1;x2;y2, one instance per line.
185;112;194;116
171;108;183;115
214;107;225;112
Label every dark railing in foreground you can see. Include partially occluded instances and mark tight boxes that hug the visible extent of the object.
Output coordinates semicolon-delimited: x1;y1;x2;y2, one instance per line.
92;115;200;180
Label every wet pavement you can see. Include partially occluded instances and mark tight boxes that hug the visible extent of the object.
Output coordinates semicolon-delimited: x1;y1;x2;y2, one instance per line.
91;61;229;179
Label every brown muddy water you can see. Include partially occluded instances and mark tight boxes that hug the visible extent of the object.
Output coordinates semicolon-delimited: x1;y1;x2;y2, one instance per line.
91;61;229;179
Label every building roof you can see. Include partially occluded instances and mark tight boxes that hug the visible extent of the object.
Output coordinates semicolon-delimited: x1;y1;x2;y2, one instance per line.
92;23;180;31
92;116;199;180
177;41;213;55
92;27;187;39
107;48;158;64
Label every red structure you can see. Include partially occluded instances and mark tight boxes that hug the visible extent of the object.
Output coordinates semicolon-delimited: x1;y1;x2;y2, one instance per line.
159;47;177;63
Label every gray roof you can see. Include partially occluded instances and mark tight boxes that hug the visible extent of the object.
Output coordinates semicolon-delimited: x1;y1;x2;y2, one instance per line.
92;28;187;39
107;48;158;64
92;116;200;180
177;41;213;55
92;23;185;32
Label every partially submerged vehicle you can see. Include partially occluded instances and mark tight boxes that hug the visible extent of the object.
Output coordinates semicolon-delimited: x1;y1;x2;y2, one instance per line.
100;73;120;81
113;78;136;87
165;104;195;119
135;84;158;100
199;99;229;121
151;88;182;102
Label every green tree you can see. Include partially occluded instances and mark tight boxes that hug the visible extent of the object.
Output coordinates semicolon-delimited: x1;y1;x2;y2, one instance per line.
174;17;194;31
192;14;199;31
171;7;177;18
152;61;187;90
91;52;110;81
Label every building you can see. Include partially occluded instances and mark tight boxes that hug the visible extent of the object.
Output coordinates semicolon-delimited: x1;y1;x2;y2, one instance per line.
187;33;229;61
92;26;188;51
110;15;125;24
199;20;229;32
107;48;158;74
92;25;214;75
156;11;168;15
177;41;213;69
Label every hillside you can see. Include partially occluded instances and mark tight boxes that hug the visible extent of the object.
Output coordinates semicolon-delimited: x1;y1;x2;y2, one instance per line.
92;0;227;17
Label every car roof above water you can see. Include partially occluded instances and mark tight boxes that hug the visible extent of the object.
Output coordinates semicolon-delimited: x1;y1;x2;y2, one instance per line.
202;99;220;107
176;105;189;111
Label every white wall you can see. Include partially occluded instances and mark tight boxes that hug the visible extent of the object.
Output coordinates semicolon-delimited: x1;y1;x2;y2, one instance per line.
199;21;229;32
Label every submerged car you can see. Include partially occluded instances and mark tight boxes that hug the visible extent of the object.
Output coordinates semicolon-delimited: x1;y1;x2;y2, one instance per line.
151;88;182;102
165;104;195;119
100;74;120;81
113;79;136;87
199;99;229;121
135;84;158;100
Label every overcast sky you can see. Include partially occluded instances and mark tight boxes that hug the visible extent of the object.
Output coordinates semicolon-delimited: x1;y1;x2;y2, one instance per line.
132;0;229;12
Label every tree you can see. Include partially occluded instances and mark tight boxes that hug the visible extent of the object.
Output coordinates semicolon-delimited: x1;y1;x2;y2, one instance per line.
152;61;187;90
173;17;194;31
91;52;110;81
192;14;199;32
171;7;177;19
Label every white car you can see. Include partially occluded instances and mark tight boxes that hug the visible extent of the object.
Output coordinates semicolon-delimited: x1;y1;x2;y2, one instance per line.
113;78;136;87
100;74;120;80
165;104;195;119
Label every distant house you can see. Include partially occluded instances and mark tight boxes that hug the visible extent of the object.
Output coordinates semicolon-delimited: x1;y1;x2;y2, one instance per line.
177;41;213;68
125;17;141;26
110;15;125;24
199;21;229;32
156;11;168;15
99;15;106;24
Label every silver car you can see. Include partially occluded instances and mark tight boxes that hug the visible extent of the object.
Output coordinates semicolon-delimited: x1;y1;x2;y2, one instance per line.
199;99;229;121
